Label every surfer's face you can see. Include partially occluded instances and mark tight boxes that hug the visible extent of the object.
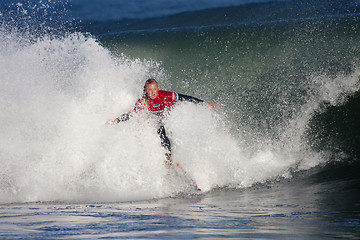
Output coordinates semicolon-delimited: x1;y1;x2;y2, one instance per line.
145;82;159;100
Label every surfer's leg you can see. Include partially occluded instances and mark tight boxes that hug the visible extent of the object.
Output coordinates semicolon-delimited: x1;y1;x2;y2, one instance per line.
157;125;172;165
157;125;171;153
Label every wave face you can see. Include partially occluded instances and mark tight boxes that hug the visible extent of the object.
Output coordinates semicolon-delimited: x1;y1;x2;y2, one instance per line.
103;17;360;159
0;0;360;204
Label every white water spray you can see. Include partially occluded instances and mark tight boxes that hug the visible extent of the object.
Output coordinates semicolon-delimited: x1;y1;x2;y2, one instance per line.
0;27;359;204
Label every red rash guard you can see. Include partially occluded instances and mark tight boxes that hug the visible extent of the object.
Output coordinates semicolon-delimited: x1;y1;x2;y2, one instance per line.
116;90;203;122
133;90;180;115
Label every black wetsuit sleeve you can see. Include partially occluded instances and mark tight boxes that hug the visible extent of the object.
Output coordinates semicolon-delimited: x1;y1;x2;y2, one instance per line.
116;112;132;122
178;93;204;103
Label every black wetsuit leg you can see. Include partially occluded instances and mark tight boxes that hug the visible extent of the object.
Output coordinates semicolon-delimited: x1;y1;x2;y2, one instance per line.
157;125;171;154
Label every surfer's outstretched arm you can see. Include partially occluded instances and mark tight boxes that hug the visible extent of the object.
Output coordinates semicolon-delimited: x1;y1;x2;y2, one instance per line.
178;93;204;103
116;112;132;122
178;93;218;110
107;112;132;124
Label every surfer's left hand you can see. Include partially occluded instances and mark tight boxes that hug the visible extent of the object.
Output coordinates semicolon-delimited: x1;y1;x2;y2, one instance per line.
207;102;218;110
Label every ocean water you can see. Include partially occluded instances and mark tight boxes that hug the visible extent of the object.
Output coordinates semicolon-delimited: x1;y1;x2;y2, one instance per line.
1;0;360;239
